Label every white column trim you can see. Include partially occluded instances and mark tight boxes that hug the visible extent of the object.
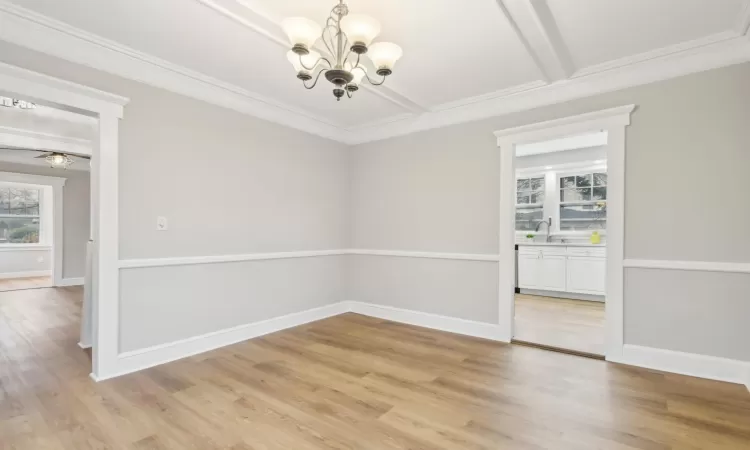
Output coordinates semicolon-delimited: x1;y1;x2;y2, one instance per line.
494;105;635;358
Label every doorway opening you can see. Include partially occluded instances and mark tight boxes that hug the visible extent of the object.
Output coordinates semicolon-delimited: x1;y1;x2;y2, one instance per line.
512;132;608;357
495;106;634;362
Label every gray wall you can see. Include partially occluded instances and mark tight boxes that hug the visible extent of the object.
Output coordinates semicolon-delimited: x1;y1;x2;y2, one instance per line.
348;62;750;362
0;161;90;278
0;42;349;352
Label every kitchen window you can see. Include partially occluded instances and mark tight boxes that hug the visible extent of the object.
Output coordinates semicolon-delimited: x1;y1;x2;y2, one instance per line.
559;172;607;231
0;187;41;244
515;176;545;231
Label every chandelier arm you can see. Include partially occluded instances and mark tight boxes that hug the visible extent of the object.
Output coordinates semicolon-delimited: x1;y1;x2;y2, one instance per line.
298;53;332;71
302;69;328;90
321;24;338;61
364;71;387;86
346;89;353;99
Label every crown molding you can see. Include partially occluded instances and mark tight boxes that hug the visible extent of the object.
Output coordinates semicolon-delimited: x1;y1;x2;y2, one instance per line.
1;1;748;146
349;33;750;144
0;1;355;144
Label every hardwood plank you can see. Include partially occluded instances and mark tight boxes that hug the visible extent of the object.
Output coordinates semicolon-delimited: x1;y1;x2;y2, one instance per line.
1;290;749;449
514;293;606;355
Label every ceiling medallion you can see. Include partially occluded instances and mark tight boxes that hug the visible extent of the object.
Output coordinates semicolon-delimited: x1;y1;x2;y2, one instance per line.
282;0;403;101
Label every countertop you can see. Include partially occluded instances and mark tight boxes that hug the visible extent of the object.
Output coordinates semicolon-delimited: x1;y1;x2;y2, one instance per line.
516;242;606;248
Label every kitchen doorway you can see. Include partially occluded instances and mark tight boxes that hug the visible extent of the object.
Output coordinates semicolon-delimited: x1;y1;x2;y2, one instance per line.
513;145;608;357
494;106;634;361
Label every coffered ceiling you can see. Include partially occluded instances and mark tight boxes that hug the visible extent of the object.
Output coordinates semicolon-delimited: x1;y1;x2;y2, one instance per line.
1;0;749;144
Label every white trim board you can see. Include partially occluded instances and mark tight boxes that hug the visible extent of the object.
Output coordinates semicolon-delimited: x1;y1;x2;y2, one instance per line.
119;249;348;269
613;345;750;390
1;2;750;144
0;56;128;381
623;259;750;274
58;277;84;286
0;125;92;156
95;301;350;381
346;249;500;262
0;270;50;280
118;249;500;269
345;301;507;342
495;105;634;357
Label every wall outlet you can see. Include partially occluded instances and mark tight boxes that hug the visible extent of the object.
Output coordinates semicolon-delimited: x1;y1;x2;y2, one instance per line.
156;216;168;231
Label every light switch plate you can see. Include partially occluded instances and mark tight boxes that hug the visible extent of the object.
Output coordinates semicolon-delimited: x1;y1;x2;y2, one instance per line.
156;216;168;231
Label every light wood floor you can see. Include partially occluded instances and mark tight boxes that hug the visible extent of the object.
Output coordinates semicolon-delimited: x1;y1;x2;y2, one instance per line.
2;288;750;449
514;293;606;356
0;276;53;292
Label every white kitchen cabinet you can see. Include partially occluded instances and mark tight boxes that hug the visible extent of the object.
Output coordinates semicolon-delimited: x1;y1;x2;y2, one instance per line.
518;248;567;292
566;257;606;294
517;245;606;296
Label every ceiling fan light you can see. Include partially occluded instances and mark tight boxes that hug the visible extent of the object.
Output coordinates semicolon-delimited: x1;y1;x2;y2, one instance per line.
287;50;320;75
45;153;73;168
281;17;322;52
367;42;403;71
340;14;381;47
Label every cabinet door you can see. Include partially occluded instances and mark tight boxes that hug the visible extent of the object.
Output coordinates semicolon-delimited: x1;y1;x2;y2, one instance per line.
517;253;542;289
566;256;606;294
538;255;567;291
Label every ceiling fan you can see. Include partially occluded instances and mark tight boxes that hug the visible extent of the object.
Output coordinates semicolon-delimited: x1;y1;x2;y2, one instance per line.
0;146;90;169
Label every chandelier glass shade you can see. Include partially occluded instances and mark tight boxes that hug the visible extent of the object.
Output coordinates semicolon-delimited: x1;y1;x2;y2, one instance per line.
281;0;403;101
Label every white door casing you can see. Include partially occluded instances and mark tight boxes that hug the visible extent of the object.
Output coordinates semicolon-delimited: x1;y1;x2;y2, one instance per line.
494;105;634;360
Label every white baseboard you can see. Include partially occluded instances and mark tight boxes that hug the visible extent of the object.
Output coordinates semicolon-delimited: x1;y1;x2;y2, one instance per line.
615;344;750;389
78;341;91;349
519;289;604;302
345;301;508;342
0;270;51;280
94;301;350;381
57;277;84;286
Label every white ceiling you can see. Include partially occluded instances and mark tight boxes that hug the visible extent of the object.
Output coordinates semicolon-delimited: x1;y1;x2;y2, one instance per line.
2;0;749;143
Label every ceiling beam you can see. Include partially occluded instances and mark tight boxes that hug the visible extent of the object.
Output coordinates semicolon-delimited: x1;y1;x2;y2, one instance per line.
194;0;427;113
495;0;575;82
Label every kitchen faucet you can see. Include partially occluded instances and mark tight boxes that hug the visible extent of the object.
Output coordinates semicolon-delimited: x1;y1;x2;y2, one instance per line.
535;217;552;243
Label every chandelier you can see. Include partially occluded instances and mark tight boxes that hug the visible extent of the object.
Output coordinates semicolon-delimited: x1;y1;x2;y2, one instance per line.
281;0;403;101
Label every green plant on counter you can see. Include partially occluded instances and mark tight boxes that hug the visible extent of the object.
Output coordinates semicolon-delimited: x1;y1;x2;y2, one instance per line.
525;233;535;239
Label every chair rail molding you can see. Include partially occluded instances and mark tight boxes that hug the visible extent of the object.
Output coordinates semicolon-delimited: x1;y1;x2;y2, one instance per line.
623;259;750;274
